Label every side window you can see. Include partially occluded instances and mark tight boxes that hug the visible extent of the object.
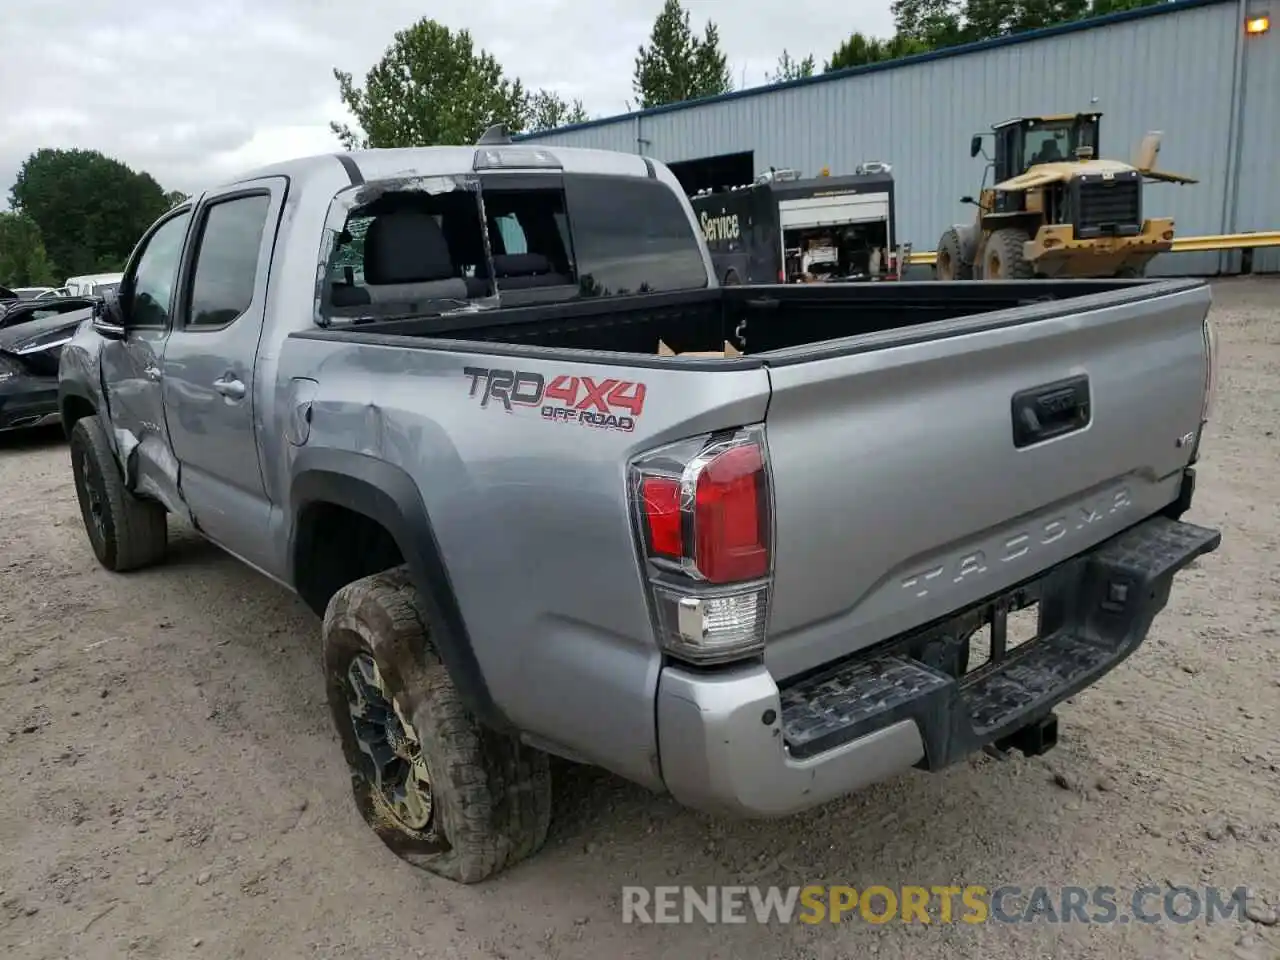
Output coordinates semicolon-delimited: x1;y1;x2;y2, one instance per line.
187;194;272;328
562;175;708;297
130;212;192;328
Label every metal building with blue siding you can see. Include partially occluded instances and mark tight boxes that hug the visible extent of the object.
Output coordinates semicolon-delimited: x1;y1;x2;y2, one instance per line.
517;0;1278;275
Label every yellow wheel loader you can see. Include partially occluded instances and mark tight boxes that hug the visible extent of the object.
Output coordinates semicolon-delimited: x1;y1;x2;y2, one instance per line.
935;112;1197;281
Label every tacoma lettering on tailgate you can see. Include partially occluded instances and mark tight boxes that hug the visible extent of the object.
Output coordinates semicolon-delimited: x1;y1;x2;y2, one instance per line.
463;367;646;432
900;487;1133;599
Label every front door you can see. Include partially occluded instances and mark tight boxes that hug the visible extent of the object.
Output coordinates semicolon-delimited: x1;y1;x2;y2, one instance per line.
99;207;193;514
161;179;285;571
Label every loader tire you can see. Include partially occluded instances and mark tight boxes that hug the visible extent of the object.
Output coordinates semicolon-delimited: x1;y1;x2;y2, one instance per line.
69;415;168;572
935;228;973;281
322;565;552;884
983;228;1033;280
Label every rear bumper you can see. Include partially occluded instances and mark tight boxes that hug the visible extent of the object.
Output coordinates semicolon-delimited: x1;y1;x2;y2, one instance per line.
0;376;60;432
655;514;1220;818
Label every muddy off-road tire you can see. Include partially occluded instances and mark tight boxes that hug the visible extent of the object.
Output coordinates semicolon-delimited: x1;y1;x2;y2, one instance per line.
322;566;552;884
68;416;168;572
982;228;1034;280
936;228;974;281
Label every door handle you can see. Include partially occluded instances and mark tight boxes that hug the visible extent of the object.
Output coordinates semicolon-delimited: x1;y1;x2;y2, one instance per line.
1011;374;1091;448
213;376;246;400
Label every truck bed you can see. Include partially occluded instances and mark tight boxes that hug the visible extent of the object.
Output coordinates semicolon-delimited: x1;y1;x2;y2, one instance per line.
286;273;1213;771
333;278;1193;363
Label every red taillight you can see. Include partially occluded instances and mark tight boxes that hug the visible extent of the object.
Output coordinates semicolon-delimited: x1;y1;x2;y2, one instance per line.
631;428;772;584
629;425;773;665
641;475;683;558
694;444;768;583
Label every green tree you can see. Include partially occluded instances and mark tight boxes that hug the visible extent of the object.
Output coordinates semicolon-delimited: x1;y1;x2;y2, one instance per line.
825;33;887;70
164;189;188;207
330;19;529;148
824;33;928;71
826;0;1167;77
632;0;733;109
8;148;172;280
767;49;816;83
890;0;968;47
0;212;56;287
962;0;1090;37
525;90;589;132
884;0;1164;57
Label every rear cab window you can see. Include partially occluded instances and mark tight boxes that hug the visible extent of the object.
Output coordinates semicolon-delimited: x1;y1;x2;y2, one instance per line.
317;166;707;324
323;177;489;321
561;175;709;297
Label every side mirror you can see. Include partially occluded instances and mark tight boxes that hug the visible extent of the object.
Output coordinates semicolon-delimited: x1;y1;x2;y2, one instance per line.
91;290;127;340
960;195;977;205
970;135;983;158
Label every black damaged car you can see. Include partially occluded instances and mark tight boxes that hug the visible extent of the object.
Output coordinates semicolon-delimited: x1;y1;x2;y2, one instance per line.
0;290;98;434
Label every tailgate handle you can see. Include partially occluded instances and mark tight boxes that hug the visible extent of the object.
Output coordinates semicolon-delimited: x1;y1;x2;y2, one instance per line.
1011;375;1091;448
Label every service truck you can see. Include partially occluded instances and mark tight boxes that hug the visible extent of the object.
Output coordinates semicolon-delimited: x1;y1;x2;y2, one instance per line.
58;139;1221;884
688;164;901;285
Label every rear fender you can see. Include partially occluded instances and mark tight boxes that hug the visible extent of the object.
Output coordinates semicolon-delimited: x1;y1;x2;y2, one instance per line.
288;448;511;733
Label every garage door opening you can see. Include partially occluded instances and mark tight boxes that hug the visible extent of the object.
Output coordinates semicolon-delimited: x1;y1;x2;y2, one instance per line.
668;151;756;196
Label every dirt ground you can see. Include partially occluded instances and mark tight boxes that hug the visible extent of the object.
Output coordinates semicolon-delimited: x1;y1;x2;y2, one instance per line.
2;277;1278;960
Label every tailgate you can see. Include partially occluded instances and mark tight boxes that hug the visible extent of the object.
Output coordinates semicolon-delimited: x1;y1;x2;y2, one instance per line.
760;281;1211;680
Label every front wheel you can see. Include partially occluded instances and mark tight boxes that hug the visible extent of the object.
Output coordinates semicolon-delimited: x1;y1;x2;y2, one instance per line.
68;416;168;572
983;228;1034;280
322;566;552;884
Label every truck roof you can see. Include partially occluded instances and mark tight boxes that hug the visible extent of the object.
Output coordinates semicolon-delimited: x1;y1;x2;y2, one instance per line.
213;145;667;194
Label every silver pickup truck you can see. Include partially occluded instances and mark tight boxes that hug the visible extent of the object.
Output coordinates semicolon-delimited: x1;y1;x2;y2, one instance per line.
58;141;1221;884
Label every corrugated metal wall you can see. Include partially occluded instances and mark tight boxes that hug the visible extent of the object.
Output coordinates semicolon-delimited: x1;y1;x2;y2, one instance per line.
1233;1;1279;273
523;0;1277;276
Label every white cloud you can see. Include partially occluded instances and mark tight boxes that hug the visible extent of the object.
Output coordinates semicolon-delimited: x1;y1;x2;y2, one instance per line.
0;0;894;203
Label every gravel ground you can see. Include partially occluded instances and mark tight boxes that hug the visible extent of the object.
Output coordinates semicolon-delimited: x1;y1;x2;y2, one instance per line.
1;277;1278;960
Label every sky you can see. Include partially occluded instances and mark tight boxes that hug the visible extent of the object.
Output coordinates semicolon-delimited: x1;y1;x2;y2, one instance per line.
0;0;894;204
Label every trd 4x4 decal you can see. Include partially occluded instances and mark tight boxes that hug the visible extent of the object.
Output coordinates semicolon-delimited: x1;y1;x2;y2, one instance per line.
464;367;646;432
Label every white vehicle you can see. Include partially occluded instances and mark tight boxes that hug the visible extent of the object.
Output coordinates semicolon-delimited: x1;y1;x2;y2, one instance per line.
9;286;66;300
63;273;124;298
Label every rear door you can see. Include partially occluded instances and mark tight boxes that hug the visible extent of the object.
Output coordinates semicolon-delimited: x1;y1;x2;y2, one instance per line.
759;284;1211;680
161;179;285;568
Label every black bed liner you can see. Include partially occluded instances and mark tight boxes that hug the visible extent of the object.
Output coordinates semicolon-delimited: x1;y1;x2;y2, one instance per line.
296;278;1206;368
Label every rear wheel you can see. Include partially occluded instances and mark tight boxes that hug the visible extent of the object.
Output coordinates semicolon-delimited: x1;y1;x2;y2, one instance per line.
68;416;168;572
935;228;973;281
723;268;742;286
983;228;1033;280
322;566;552;884
1114;264;1144;278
